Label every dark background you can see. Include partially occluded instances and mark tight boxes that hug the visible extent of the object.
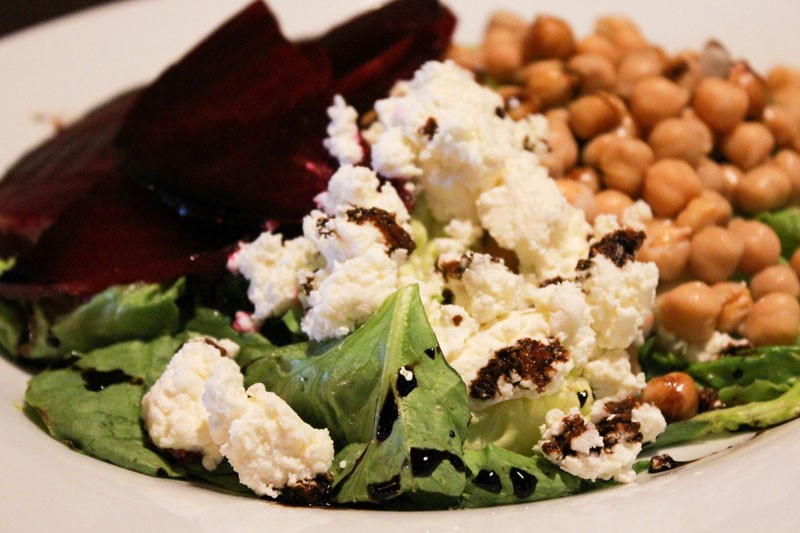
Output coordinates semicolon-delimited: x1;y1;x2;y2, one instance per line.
1;1;121;37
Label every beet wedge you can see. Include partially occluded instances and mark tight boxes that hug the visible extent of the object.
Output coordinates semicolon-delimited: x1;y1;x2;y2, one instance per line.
116;1;335;227
116;0;455;226
0;172;241;299
0;90;139;257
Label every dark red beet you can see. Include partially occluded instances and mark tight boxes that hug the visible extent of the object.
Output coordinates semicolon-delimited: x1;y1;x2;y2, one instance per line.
0;90;140;256
0;0;456;298
116;1;336;227
0;172;241;299
305;0;456;111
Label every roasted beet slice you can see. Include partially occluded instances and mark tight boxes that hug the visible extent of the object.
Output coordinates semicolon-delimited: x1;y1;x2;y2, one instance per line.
0;89;140;256
117;0;455;227
0;172;241;299
304;0;456;111
116;1;335;227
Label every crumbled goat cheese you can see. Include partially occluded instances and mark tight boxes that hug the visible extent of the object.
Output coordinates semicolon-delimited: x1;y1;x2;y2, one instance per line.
301;245;402;341
368;60;549;222
581;255;658;351
620;200;653;231
440;251;526;325
141;337;240;470
323;95;363;165
426;301;480;359
430;218;482;256
476;155;591;280
582;348;646;400
228;233;317;323
206;382;334;499
447;309;573;408
527;281;595;369
656;328;751;364
538;400;664;483
314;164;409;225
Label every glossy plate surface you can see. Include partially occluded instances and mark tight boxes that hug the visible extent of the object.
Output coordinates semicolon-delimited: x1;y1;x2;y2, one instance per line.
1;1;799;531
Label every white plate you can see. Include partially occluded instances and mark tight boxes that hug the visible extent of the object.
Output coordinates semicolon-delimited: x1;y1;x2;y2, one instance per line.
1;1;799;531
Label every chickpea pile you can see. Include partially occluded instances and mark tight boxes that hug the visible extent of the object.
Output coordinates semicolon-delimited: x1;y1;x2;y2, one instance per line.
448;12;800;420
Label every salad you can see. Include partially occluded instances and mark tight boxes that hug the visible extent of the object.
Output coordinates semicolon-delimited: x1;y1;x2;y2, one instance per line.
3;0;800;514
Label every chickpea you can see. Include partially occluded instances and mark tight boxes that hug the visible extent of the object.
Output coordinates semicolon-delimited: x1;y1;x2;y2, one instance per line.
567;53;617;94
696;158;736;199
593;189;634;222
688;226;744;283
719;164;743;198
749;265;800;300
692;78;748;133
773;149;800;201
556;179;596;220
792;248;800;278
667;50;701;93
566;166;601;193
766;65;800;91
638;220;692;281
675;190;733;233
629;77;690;129
643;159;703;217
445;45;484;72
647;115;712;165
520;60;577;108
712;282;753;333
482;14;525;82
657;281;723;345
616;49;665;98
727;218;782;274
581;132;618;168
614;112;641;138
568;93;622;140
772;86;800;127
762;105;798;148
576;33;620;63
728;61;768;118
522;14;575;61
507;98;541;121
734;164;792;214
642;372;699;422
739;293;800;346
540;111;578;177
598;137;654;197
720;122;775;170
595;16;648;52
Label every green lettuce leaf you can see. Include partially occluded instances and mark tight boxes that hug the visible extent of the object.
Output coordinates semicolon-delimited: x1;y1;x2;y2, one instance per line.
19;279;187;360
245;284;471;507
757;206;800;258
686;345;800;392
25;363;184;478
637;335;689;380
465;378;593;455
649;379;800;450
459;445;583;508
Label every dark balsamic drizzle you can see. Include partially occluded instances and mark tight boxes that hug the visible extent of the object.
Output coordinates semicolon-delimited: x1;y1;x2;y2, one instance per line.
509;467;538;499
367;475;402;500
396;366;417;397
81;369;142;392
449;430;456;438
473;469;502;494
577;390;589;408
648;453;691;473
375;389;398;441
409;448;465;477
424;346;441;359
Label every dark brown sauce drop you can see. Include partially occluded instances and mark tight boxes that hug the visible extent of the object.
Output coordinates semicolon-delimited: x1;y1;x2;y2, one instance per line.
509;467;537;499
424;346;441;359
81;369;141;392
367;475;402;501
396;366;417;397
375;389;398;441
577;390;589;407
472;469;502;494
409;448;465;477
648;453;691;473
